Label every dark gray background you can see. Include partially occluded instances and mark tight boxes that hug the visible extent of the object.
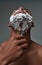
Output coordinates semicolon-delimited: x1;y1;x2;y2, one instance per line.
0;0;42;45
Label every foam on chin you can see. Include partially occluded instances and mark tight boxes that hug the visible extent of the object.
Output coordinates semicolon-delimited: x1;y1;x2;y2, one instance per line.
9;13;33;35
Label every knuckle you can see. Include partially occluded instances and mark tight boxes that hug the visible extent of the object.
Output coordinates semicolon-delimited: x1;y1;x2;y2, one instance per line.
22;43;28;48
21;43;28;50
10;37;14;41
13;40;18;44
24;43;28;46
18;50;23;55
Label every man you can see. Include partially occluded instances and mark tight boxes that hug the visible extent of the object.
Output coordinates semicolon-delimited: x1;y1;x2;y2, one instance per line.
0;7;42;65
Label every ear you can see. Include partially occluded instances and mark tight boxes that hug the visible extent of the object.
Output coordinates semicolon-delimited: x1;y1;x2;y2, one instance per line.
8;23;18;37
8;23;14;31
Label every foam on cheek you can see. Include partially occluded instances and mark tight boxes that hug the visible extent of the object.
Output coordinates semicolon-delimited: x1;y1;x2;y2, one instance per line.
9;15;15;23
9;13;33;35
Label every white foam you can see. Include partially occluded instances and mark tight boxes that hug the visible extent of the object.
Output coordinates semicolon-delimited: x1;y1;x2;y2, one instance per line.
9;13;33;23
9;13;33;35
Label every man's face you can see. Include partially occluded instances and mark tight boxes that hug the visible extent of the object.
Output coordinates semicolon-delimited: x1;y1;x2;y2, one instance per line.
9;7;33;36
9;7;32;35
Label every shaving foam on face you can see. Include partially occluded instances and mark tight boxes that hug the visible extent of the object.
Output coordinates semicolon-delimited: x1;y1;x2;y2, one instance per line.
9;13;33;35
10;13;32;23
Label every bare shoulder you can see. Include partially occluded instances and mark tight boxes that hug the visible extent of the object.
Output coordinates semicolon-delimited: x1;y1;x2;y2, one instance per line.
27;40;41;54
26;41;42;64
38;46;42;62
28;40;42;55
31;41;42;58
38;47;42;56
31;40;42;48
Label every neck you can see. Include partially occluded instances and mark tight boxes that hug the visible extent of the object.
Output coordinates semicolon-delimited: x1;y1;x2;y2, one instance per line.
25;30;31;49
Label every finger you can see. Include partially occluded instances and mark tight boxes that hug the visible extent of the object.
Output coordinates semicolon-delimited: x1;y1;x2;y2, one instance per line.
12;39;27;46
17;39;27;46
21;43;28;50
10;34;25;41
18;47;27;58
14;35;25;40
17;49;24;58
17;43;28;51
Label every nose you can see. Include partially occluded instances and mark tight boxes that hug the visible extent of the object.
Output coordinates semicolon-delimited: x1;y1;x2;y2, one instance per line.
19;7;24;10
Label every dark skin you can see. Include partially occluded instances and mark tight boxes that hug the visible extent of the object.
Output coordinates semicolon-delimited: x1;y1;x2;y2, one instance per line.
0;7;42;65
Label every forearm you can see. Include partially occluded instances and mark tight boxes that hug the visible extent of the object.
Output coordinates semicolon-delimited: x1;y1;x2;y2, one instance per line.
0;44;18;65
0;55;18;65
0;44;8;65
0;44;4;64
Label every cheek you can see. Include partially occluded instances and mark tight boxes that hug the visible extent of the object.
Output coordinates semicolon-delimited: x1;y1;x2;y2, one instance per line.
14;22;19;30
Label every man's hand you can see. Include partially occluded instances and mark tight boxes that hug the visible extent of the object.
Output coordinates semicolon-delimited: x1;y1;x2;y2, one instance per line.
0;26;28;65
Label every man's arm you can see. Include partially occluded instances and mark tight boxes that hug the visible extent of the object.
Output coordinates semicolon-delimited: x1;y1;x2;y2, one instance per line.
38;47;42;65
0;42;8;65
0;36;27;65
0;44;3;52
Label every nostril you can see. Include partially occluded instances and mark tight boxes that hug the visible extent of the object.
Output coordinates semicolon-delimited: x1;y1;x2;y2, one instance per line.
19;7;24;10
